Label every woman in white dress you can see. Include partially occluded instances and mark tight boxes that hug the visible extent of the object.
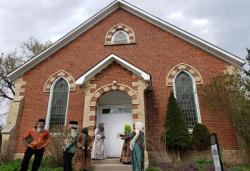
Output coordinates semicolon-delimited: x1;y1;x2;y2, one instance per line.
92;123;106;159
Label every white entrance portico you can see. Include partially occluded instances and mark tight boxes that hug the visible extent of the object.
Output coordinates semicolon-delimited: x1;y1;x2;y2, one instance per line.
76;54;151;166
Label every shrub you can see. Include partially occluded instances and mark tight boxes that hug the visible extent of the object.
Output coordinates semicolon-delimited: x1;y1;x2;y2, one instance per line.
164;92;190;161
145;167;163;171
0;139;16;164
177;162;198;171
229;164;250;171
196;159;213;171
45;127;68;167
192;124;210;150
158;162;175;170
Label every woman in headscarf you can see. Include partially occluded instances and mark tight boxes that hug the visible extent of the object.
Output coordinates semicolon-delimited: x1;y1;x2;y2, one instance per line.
129;122;144;171
92;123;106;160
74;127;93;171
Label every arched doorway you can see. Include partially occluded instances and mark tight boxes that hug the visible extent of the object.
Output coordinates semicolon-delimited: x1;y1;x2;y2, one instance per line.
96;90;133;157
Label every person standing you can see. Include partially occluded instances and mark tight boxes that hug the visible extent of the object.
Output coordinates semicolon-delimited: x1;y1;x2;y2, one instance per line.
119;125;132;164
74;127;93;171
63;120;79;171
129;122;145;171
20;119;49;171
92;123;106;160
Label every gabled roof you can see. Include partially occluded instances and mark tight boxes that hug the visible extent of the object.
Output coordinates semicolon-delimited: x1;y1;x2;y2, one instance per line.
8;0;245;80
76;54;151;85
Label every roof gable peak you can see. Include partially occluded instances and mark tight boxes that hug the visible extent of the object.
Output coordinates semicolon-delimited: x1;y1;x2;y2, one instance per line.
76;54;151;85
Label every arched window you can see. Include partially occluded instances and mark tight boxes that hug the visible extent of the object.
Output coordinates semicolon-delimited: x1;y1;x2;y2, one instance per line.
47;78;69;130
174;72;199;128
111;30;129;44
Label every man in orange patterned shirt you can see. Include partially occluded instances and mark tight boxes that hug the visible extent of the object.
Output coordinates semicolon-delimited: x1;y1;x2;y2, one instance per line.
20;119;49;171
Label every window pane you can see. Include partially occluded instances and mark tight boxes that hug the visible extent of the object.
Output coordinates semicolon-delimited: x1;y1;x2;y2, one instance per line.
113;31;128;43
102;108;111;114
49;78;68;130
101;107;131;114
175;72;197;128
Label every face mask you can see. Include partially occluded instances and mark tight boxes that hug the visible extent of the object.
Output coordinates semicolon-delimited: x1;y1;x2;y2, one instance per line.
71;129;78;137
37;127;42;132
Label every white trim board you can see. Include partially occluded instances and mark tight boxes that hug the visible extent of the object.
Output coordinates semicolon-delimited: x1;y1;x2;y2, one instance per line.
7;0;245;80
76;54;150;85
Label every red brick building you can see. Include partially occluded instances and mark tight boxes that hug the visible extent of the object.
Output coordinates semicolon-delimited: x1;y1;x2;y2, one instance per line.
1;0;246;163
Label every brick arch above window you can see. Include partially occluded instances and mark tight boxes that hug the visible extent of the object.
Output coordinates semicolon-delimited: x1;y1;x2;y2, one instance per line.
90;83;139;107
166;63;203;86
105;23;136;45
44;70;76;92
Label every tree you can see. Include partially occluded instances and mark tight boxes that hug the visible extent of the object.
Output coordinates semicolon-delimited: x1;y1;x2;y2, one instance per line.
202;48;250;153
164;92;190;161
21;36;52;59
192;123;210;150
0;37;52;101
244;48;250;77
0;52;23;100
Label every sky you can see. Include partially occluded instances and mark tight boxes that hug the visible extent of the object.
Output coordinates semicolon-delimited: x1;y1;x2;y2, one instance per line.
0;0;249;119
0;0;249;58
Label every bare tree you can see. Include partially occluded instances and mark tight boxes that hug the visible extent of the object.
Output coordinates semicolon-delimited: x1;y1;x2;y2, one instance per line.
0;52;23;100
0;37;52;101
21;36;52;59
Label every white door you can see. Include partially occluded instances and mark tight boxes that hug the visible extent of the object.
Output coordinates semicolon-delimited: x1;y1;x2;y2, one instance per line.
98;105;133;157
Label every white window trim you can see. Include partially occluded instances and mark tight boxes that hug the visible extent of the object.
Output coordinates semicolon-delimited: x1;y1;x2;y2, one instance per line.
45;77;70;130
172;70;202;133
111;30;130;44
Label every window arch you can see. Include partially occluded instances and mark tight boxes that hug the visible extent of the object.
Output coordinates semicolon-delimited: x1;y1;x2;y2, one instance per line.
174;71;201;129
46;78;69;130
105;23;135;45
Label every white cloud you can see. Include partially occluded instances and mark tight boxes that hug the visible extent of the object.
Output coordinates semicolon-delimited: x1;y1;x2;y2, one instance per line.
0;0;249;58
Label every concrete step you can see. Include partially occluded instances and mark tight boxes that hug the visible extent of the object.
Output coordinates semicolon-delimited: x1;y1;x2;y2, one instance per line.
94;164;132;171
93;158;132;171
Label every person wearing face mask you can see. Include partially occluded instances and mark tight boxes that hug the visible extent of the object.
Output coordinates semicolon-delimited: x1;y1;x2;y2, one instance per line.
92;123;106;160
63;120;79;171
20;119;50;171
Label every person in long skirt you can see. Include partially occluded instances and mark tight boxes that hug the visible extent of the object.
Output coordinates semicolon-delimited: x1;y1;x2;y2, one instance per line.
92;123;106;160
119;125;132;164
74;127;93;171
129;122;144;171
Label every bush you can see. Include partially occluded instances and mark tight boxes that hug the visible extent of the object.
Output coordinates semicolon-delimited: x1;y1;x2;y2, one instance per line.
192;124;210;150
164;92;190;161
45;128;68;167
177;162;198;171
229;164;250;171
195;159;213;171
145;167;162;171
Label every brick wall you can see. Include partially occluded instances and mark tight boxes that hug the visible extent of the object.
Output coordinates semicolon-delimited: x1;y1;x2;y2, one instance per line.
15;8;238;153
